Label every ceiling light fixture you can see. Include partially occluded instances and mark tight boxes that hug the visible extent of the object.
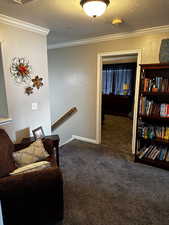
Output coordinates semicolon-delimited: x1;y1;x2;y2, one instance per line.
80;0;110;18
13;0;34;4
13;0;23;4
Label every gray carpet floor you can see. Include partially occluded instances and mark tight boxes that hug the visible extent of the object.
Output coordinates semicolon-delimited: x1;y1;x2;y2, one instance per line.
60;140;169;225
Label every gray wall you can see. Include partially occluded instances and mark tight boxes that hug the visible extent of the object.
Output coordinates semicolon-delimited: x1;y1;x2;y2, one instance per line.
0;202;4;225
0;202;3;225
48;32;169;144
0;23;51;142
0;45;8;118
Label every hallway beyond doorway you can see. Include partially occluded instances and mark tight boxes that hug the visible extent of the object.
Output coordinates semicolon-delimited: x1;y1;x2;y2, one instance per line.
101;115;133;160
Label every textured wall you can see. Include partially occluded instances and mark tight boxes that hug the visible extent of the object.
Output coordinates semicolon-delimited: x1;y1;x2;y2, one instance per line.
0;47;8;117
0;23;51;142
48;32;169;144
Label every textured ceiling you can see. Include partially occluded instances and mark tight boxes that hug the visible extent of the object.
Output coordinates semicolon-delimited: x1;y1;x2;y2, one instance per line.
0;0;169;45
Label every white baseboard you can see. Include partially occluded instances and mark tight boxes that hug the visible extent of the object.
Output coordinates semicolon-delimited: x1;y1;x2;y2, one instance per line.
59;135;97;147
72;135;97;144
59;137;74;147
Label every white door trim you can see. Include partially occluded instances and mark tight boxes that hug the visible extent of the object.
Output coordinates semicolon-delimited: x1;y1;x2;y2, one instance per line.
96;49;142;154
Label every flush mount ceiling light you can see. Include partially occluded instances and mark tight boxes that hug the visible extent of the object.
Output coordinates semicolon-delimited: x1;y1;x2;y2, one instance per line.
13;0;34;4
80;0;110;17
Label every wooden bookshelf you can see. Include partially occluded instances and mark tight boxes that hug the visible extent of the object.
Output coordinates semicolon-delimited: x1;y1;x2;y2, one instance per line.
135;63;169;170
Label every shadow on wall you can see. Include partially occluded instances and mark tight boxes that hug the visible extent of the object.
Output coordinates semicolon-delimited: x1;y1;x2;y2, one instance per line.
15;127;30;143
0;125;30;143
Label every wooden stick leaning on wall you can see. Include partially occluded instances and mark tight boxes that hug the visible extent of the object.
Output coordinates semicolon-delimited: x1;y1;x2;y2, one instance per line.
51;107;78;131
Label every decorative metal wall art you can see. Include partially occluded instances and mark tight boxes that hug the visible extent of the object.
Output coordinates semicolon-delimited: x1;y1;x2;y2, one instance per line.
25;87;34;96
10;57;44;96
10;57;31;84
32;76;43;89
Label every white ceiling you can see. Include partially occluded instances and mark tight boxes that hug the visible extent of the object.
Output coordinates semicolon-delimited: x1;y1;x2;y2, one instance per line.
0;0;169;46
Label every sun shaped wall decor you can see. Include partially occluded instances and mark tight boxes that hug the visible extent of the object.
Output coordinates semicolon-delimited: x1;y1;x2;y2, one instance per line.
10;57;32;85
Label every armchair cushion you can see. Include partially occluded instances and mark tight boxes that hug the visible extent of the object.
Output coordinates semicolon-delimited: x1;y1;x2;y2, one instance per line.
12;139;49;167
10;161;51;176
0;129;16;178
15;138;59;166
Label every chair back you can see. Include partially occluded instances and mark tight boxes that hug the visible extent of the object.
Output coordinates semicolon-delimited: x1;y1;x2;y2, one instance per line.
0;129;16;177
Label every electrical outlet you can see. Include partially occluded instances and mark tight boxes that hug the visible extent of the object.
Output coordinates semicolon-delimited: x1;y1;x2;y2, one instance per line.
32;103;38;110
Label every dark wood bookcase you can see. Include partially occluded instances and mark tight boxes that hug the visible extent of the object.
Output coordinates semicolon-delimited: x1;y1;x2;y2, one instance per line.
135;63;169;170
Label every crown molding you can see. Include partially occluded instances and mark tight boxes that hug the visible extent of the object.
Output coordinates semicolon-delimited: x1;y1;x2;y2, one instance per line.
0;14;49;36
48;24;169;49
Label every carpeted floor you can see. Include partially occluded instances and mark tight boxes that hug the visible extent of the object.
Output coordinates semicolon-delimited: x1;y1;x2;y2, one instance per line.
59;140;169;225
101;114;133;160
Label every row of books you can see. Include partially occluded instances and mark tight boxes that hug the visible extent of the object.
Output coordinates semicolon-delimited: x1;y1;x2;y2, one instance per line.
139;97;169;117
143;77;169;92
138;144;169;161
138;124;169;140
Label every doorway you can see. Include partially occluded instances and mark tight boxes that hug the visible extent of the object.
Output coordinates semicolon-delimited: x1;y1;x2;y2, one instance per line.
96;50;142;154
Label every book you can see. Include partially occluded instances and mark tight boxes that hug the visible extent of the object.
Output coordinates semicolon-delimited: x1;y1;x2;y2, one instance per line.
139;96;169;118
147;146;157;159
167;105;169;118
144;78;150;92
139;124;169;140
160;104;167;117
143;77;169;93
138;143;169;161
152;150;160;160
166;151;169;162
139;147;152;159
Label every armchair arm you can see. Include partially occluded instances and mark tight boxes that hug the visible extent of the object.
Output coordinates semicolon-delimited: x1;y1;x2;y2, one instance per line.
0;166;62;199
42;139;58;165
0;166;64;224
42;139;55;155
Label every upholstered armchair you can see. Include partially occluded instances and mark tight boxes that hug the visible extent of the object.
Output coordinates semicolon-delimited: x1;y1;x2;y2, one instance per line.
0;129;64;225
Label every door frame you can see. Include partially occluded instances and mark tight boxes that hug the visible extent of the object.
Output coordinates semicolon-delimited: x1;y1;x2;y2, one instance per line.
96;49;142;154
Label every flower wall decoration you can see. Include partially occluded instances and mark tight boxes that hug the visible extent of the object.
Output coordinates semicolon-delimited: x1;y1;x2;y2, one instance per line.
25;87;34;96
10;57;44;96
10;57;31;84
32;76;43;90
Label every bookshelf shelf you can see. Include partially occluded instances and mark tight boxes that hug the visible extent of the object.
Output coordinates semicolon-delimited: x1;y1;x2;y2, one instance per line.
135;63;169;171
141;92;169;96
139;115;169;124
140;63;169;70
138;136;169;145
135;156;169;171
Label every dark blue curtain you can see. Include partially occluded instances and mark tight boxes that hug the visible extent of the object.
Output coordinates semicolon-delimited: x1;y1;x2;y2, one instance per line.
102;63;136;95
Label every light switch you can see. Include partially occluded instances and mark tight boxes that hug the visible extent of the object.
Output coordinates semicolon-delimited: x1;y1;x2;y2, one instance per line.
32;102;38;110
